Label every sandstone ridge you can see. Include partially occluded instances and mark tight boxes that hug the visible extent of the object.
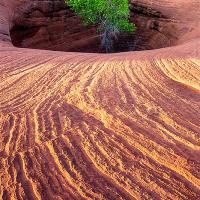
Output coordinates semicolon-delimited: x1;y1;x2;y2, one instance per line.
0;0;200;199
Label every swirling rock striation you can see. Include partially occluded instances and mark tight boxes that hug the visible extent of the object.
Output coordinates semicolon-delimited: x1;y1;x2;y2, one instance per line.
0;0;200;200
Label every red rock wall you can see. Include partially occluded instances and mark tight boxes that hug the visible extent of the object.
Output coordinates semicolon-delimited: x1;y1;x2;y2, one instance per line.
5;0;200;52
8;0;174;52
9;0;100;52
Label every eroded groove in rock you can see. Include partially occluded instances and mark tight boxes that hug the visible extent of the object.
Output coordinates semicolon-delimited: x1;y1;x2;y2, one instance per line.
0;0;200;199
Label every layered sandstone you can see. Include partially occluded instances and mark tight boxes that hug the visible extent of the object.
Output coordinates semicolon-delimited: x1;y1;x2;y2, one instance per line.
0;0;200;200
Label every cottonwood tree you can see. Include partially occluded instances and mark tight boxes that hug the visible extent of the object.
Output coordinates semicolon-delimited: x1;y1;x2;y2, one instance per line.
65;0;136;53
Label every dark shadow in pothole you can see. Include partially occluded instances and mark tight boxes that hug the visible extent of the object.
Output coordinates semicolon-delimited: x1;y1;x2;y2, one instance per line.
10;1;178;53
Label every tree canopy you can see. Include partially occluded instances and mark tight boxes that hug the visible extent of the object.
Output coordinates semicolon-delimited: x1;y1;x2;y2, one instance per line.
65;0;136;52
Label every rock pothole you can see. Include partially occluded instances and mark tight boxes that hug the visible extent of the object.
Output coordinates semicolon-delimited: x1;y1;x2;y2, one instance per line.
10;0;179;53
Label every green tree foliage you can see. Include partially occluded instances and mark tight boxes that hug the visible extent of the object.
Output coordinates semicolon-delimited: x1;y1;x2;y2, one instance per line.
65;0;136;53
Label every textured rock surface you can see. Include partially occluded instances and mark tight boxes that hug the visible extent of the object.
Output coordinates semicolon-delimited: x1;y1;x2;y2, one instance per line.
0;0;200;199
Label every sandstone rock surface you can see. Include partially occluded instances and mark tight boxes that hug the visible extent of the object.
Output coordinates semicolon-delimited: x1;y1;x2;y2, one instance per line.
0;0;200;199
